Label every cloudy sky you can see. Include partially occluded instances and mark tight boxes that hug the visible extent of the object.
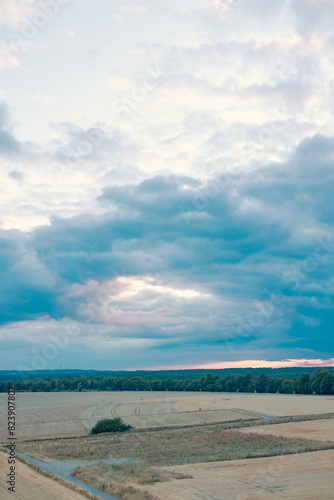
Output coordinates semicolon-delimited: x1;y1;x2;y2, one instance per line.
0;0;334;371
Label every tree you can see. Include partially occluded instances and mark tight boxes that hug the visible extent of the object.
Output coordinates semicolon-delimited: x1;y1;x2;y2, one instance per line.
237;372;256;392
145;378;161;391
122;377;146;391
225;375;237;392
198;374;221;391
296;374;311;394
281;377;293;394
90;418;132;435
311;369;330;394
266;377;280;393
185;380;200;391
320;372;334;395
255;373;269;393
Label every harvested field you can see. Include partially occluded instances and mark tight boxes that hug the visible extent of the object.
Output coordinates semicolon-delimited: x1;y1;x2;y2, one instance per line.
0;400;91;442
0;451;87;500
240;419;334;442
141;449;334;499
175;392;334;417
0;392;256;442
17;427;334;500
8;392;334;499
1;391;333;442
80;401;253;432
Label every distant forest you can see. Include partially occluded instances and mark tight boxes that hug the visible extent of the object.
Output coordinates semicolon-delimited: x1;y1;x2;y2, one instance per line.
0;367;333;395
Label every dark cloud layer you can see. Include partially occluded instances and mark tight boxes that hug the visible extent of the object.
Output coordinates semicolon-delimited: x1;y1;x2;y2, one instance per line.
1;135;333;366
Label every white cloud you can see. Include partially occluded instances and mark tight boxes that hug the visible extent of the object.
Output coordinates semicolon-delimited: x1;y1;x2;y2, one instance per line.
120;5;147;15
57;30;75;42
0;42;20;69
27;92;63;106
0;0;36;29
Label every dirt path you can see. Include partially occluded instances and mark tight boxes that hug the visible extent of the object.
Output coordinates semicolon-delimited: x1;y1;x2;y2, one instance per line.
142;450;334;499
0;452;87;500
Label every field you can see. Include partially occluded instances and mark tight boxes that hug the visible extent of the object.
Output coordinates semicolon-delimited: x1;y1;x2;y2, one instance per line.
2;391;334;499
1;391;334;442
240;419;334;441
19;420;334;500
0;451;87;500
18;425;334;463
16;424;334;500
141;450;334;500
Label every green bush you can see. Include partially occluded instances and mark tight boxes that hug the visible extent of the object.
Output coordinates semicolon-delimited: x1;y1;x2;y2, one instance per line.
90;418;132;435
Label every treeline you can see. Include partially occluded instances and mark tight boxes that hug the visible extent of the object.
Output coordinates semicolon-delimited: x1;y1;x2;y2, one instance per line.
1;366;333;381
0;369;333;395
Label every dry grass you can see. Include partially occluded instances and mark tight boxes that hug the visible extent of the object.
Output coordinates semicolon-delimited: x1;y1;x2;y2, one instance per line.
67;429;334;500
16;422;334;500
12;412;334;447
17;426;334;465
75;463;192;500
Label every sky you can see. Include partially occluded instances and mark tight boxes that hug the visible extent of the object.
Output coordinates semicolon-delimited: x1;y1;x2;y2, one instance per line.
0;0;334;371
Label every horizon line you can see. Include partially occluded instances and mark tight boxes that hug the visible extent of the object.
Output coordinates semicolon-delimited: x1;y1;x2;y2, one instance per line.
4;358;334;372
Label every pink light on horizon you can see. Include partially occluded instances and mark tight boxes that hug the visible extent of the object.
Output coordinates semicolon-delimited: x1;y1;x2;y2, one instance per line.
140;358;334;371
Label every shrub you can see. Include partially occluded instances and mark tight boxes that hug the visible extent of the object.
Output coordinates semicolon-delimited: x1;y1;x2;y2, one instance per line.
90;418;132;435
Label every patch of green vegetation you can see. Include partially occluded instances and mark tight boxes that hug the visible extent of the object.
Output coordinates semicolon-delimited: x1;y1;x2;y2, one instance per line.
90;418;132;435
2;367;334;394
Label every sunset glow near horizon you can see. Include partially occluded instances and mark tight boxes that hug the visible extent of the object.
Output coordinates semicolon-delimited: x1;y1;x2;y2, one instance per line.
144;359;334;371
0;1;333;371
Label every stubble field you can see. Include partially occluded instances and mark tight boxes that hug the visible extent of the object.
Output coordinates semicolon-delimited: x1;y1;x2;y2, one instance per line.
0;451;87;500
240;418;334;441
1;391;333;499
141;449;334;500
1;391;334;442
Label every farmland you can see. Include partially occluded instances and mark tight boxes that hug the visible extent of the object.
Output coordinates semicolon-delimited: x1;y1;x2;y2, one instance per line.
16;422;334;500
0;391;257;442
141;450;334;500
240;419;334;441
0;451;88;500
1;391;333;499
1;391;334;442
